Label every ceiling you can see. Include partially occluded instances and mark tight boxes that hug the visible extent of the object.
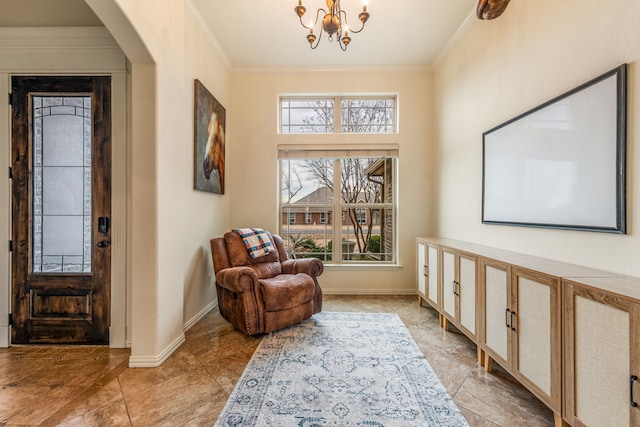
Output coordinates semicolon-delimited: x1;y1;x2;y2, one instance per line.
192;0;478;69
0;0;479;69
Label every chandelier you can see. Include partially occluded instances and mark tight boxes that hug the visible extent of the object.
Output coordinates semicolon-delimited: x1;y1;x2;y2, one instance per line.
295;0;370;51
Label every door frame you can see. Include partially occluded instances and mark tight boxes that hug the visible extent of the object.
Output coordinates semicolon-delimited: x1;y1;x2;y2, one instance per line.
0;27;128;348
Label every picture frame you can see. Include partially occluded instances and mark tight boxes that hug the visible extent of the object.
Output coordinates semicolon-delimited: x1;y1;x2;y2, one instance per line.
482;64;627;233
194;79;225;194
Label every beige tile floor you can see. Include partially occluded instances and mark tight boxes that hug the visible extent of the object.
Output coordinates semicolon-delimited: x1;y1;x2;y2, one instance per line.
0;295;554;426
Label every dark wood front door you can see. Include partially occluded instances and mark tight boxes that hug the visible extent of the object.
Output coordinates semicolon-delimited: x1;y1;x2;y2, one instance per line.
11;76;111;344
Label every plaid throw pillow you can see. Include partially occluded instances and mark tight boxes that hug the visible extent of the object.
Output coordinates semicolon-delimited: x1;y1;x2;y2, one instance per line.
233;228;275;259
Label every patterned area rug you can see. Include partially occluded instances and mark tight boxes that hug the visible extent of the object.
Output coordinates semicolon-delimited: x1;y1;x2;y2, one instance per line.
214;312;469;426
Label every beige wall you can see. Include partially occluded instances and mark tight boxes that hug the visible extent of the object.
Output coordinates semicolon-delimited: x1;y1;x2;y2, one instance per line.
230;69;434;294
105;0;188;365
86;0;231;365
182;5;230;326
433;0;640;276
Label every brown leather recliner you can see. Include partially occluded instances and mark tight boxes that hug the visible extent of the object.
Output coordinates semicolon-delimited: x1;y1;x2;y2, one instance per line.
210;230;323;335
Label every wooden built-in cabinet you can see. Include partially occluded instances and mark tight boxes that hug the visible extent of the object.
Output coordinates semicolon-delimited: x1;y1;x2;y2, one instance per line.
563;277;640;427
416;238;440;311
441;247;478;342
480;259;562;417
417;237;640;427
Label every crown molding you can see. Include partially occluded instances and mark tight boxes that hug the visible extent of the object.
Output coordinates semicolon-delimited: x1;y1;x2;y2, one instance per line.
184;0;232;71
432;7;476;68
231;65;432;74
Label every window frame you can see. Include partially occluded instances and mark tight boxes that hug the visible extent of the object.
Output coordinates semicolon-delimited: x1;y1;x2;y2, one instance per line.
279;95;398;134
279;150;398;266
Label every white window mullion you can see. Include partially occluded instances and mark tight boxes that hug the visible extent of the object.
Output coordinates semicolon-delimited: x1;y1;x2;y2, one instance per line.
334;96;341;134
333;158;342;261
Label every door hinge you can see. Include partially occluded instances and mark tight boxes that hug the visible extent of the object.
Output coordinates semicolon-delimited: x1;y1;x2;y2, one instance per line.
8;240;12;252
8;92;12;106
8;167;12;179
8;313;12;326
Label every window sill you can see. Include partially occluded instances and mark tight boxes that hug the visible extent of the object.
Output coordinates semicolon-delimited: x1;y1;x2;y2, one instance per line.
322;263;403;270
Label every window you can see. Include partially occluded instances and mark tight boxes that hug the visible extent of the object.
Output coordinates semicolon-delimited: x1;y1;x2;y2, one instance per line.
305;212;312;224
279;149;397;264
341;98;395;133
288;212;295;224
280;98;333;133
280;95;397;134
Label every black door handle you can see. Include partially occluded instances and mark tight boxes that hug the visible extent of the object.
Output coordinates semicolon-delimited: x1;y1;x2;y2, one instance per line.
631;375;638;408
96;240;110;248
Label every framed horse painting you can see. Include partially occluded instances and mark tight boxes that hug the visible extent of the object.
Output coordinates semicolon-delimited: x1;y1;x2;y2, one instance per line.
194;79;225;194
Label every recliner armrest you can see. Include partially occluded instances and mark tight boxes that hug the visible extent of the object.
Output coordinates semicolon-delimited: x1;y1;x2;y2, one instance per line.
282;258;324;278
215;266;259;293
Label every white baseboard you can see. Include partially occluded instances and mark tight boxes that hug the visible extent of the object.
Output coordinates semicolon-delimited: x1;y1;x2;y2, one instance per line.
183;300;217;332
120;300;217;366
109;325;126;348
0;326;8;347
323;289;416;295
128;333;186;368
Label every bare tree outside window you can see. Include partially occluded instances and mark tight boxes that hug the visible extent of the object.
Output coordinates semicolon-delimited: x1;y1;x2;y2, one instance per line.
341;99;395;133
302;157;381;255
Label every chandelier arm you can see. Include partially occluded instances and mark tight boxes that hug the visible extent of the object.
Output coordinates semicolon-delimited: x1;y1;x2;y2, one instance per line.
338;37;347;51
299;8;327;30
310;26;323;49
345;23;366;34
343;13;367;34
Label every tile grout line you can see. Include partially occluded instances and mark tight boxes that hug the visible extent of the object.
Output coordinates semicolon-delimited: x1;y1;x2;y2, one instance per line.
38;358;130;426
118;376;134;426
450;361;507;427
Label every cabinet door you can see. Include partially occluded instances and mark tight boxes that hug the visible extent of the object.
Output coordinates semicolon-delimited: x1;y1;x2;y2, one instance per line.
482;259;510;368
512;268;561;412
417;241;427;298
564;281;640;427
427;244;439;307
442;248;456;321
417;240;439;310
458;254;476;338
